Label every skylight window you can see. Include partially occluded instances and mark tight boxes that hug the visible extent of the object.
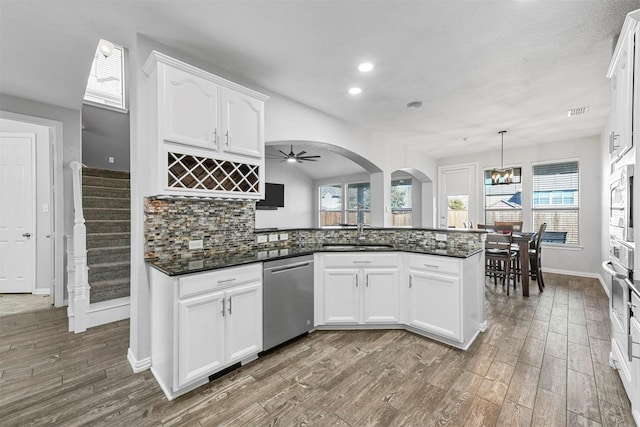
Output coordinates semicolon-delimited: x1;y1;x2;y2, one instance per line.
84;40;126;111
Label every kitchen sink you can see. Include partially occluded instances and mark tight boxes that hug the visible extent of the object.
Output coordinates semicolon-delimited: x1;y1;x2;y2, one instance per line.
321;243;394;251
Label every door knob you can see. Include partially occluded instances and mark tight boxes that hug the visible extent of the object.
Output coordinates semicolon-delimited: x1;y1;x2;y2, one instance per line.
22;232;31;238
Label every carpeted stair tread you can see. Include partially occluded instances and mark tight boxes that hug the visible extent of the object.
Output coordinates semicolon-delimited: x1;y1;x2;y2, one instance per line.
86;220;130;234
82;175;130;189
82;168;130;180
83;185;130;198
82;196;130;209
84;208;130;221
90;260;131;270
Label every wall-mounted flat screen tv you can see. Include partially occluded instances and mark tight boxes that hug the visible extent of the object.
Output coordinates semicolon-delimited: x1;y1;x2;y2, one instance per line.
256;183;284;210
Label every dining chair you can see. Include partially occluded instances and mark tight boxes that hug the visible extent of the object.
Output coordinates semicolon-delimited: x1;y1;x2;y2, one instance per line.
484;232;518;295
495;221;523;231
529;223;547;290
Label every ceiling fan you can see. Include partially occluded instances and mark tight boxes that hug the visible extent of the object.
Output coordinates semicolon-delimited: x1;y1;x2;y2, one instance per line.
273;145;321;163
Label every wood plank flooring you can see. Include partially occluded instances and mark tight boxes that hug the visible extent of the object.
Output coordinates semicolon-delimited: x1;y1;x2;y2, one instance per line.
0;273;635;426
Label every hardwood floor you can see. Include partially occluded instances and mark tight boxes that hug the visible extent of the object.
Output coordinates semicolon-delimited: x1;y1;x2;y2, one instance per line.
0;273;635;426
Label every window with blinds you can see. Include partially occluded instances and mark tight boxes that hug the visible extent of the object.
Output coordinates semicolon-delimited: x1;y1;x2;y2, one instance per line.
532;161;579;245
84;43;125;110
484;168;522;224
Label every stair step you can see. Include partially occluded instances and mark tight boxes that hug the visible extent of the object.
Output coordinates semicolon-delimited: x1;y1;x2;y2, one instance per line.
90;278;130;304
83;196;130;209
87;233;131;249
84;208;130;221
88;246;130;264
86;220;130;234
83;168;130;180
83;185;130;198
88;262;130;282
83;175;130;189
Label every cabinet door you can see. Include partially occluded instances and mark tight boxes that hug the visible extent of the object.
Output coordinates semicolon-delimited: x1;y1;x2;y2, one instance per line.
609;31;634;162
219;87;263;159
322;268;360;324
407;269;462;341
631;316;640;421
161;64;219;149
177;290;226;388
225;282;262;363
363;268;399;323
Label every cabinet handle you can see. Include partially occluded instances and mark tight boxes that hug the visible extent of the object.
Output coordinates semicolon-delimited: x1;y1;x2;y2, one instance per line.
366;274;369;287
353;260;372;264
217;278;235;285
225;130;229;147
610;131;620;153
355;275;358;287
221;299;226;317
424;264;440;268
628;334;640;361
409;275;413;288
228;297;232;315
213;128;218;145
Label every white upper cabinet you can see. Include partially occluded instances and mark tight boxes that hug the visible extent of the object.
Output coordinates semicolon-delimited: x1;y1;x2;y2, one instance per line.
219;87;264;159
160;65;220;150
608;17;637;165
143;51;268;199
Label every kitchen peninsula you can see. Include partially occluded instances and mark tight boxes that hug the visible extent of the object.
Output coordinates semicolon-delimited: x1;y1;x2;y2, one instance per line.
146;197;486;400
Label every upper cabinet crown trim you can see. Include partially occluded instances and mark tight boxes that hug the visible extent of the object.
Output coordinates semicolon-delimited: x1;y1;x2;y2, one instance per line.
607;9;640;77
143;50;270;102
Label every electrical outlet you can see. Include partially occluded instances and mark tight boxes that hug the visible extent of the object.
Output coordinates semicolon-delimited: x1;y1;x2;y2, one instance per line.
280;248;289;256
269;233;279;242
188;239;204;250
435;233;447;242
257;235;268;244
279;233;288;241
269;249;279;257
108;156;115;164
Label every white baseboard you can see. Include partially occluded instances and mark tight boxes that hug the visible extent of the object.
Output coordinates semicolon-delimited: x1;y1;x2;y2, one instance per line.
542;268;610;298
128;347;152;373
86;296;130;329
33;288;51;295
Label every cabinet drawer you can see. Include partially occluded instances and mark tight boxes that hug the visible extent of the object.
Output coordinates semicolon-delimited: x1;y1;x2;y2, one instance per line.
322;253;399;268
179;263;262;298
409;254;460;276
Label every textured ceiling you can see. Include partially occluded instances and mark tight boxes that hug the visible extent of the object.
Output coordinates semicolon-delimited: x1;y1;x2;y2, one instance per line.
1;0;639;159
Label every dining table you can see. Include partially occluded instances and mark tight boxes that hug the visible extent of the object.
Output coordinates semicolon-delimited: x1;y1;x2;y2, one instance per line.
512;231;538;297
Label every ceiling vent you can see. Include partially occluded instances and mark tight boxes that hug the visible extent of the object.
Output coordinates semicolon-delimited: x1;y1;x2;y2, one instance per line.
567;106;589;117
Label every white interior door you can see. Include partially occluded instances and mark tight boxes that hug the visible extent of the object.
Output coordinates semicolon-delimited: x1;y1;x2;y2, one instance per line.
0;133;35;293
438;164;477;229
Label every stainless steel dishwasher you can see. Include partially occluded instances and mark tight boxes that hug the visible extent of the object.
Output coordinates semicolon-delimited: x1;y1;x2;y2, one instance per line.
263;255;314;351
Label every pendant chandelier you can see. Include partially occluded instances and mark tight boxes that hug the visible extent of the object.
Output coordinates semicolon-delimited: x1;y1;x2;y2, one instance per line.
490;130;513;185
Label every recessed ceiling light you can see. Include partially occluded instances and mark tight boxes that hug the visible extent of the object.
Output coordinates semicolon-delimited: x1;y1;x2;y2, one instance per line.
406;101;423;109
349;87;362;95
358;62;374;72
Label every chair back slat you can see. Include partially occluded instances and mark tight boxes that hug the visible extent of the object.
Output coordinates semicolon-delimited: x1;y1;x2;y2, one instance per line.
485;233;513;251
495;221;523;231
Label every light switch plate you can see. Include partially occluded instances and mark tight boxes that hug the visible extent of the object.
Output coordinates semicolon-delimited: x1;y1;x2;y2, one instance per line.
257;235;268;244
269;233;279;242
108;156;115;164
188;239;204;250
279;233;288;241
435;233;447;241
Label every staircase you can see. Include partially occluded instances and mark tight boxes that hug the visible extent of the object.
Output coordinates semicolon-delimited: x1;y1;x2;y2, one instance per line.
82;167;131;304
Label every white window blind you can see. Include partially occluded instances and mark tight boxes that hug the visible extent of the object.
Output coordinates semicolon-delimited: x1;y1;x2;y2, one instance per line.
484;167;522;224
84;44;125;110
532;161;579;245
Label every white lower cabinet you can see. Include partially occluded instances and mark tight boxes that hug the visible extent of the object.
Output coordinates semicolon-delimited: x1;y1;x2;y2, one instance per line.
407;263;461;341
150;263;262;400
315;251;484;350
316;253;400;326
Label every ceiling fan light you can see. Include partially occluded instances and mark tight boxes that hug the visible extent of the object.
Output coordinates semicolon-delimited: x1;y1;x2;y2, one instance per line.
286;157;296;163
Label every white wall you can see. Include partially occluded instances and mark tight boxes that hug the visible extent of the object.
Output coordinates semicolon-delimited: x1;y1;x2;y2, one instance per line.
255;159;314;229
0;118;52;294
437;136;602;276
82;104;130;171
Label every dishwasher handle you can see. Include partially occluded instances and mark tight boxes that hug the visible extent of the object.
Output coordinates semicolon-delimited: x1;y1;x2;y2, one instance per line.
269;262;312;274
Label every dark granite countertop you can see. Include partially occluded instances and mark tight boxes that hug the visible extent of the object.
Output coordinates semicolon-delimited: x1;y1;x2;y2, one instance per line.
147;244;483;276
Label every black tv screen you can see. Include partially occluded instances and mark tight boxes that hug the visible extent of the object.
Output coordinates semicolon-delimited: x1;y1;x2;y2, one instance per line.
256;183;284;209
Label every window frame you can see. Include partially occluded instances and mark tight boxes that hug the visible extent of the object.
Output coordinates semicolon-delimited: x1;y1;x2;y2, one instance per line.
531;159;580;247
391;178;413;227
483;166;523;226
83;42;128;113
318;181;371;227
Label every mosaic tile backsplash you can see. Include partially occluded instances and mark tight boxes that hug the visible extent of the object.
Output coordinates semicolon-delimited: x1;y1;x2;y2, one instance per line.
144;197;484;261
144;197;256;260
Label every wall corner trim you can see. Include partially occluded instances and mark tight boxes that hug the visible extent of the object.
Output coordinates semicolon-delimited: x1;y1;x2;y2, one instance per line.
127;347;152;373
